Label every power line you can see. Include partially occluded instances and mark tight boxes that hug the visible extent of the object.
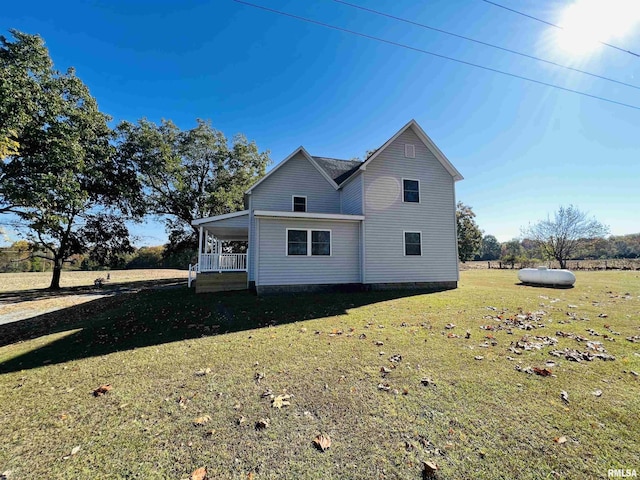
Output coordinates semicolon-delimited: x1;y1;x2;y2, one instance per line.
480;0;640;58
232;0;640;111
333;0;640;91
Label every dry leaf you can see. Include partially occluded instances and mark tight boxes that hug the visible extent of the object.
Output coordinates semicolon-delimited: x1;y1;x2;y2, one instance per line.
247;473;255;480
374;340;384;346
474;356;484;360
560;391;569;404
237;416;247;425
193;415;211;426
195;368;211;376
272;394;291;408
255;418;270;430
533;367;553;377
423;460;439;476
554;436;567;444
380;366;392;374
191;467;207;480
420;377;436;387
377;383;391;391
70;445;80;455
313;434;331;452
445;323;456;329
592;389;603;397
93;384;112;397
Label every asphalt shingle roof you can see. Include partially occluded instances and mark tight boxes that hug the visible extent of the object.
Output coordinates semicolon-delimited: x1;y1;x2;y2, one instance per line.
312;156;362;186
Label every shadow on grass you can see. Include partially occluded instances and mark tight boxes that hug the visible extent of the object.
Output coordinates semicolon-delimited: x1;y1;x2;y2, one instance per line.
515;282;575;289
0;286;435;374
0;277;187;306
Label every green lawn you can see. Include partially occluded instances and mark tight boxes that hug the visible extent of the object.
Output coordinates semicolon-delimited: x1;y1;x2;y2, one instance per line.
0;270;638;479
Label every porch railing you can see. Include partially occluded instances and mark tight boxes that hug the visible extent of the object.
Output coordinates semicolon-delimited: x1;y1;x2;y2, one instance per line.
199;253;247;272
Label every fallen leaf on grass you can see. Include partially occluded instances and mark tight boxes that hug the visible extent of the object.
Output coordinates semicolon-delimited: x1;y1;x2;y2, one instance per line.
533;367;553;377
592;389;603;397
313;434;331;452
195;368;211;376
255;418;270;430
423;460;439;476
378;383;391;392
445;323;456;329
193;415;211;426
93;384;112;397
191;467;208;480
420;377;436;387
380;366;392;374
474;356;484;361
374;340;384;346
560;391;569;404
554;436;567;444
389;354;402;363
272;394;291;408
71;445;80;455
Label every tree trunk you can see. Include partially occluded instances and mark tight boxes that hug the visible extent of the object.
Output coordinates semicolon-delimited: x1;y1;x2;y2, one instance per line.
49;260;63;290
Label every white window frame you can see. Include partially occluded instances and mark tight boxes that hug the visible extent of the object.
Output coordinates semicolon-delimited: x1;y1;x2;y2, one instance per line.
404;144;416;158
291;195;307;212
285;228;332;257
402;178;421;204
403;230;422;256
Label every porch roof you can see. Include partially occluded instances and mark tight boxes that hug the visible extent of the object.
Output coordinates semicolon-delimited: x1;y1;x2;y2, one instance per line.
192;210;249;241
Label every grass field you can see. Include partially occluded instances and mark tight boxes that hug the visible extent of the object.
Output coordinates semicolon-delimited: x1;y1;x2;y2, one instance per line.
0;270;638;479
0;269;188;325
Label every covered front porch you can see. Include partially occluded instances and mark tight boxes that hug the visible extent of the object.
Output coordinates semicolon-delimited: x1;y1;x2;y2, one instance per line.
189;211;249;289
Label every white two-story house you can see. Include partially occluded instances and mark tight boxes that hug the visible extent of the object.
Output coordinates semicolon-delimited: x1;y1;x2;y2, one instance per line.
189;119;463;295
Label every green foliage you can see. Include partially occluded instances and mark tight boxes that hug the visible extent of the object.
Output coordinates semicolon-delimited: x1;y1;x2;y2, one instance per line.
456;202;483;262
0;30;141;289
479;234;501;260
117;118;270;255
522;205;609;268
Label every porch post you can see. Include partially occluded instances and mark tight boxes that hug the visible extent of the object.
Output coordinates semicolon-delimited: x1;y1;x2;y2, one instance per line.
198;226;203;273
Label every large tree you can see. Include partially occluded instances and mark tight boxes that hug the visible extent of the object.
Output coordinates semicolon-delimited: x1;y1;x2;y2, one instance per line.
0;30;142;289
522;205;609;268
456;202;483;262
117;119;270;253
480;234;501;260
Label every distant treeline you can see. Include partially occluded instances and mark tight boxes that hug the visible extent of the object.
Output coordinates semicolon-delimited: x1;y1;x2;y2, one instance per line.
476;233;640;265
0;242;194;273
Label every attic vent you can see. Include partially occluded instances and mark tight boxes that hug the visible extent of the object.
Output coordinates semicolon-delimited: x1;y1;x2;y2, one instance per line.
404;144;416;158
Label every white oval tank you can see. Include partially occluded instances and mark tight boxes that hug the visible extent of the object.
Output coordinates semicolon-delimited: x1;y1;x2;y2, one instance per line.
518;266;576;287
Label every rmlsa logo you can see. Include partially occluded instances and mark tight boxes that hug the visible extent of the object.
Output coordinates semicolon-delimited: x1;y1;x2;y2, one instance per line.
608;469;638;478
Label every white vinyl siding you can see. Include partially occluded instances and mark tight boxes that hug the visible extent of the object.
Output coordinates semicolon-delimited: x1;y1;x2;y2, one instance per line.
249;152;341;280
364;126;458;283
341;173;363;214
258;219;359;286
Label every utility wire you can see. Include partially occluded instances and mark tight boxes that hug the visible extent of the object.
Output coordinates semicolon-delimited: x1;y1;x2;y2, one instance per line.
480;0;640;58
233;0;640;111
333;0;640;91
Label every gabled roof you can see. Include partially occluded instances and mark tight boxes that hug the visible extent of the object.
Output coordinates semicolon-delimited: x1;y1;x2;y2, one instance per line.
312;157;362;185
356;119;464;182
244;119;462;194
245;146;339;194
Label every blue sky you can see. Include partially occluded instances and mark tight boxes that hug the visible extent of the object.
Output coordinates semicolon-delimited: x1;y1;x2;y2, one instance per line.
3;0;640;244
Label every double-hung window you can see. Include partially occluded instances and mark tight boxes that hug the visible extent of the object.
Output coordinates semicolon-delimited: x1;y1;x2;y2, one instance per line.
404;231;422;256
287;229;331;256
403;179;420;203
292;196;307;212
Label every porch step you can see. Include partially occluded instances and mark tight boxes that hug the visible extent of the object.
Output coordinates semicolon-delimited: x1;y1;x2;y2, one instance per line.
195;272;248;293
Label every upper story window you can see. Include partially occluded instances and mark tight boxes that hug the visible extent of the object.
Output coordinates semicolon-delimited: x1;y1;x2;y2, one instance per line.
287;229;331;256
292;195;307;212
403;179;420;203
404;144;416;158
404;231;422;256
